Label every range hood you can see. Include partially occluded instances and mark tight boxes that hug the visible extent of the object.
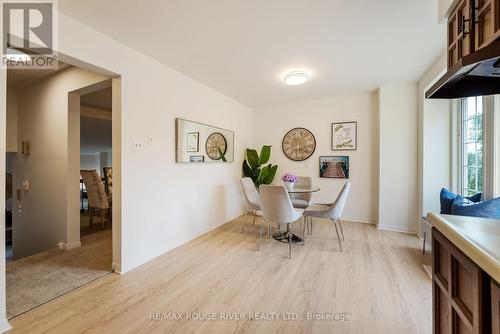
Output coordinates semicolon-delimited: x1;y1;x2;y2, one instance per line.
425;39;500;99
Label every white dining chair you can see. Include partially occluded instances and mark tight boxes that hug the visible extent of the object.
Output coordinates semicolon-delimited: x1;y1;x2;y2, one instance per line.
290;176;312;209
240;177;261;233
259;185;303;258
303;181;350;252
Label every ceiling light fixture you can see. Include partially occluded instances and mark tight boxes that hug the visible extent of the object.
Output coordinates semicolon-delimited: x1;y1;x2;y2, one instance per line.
283;71;310;86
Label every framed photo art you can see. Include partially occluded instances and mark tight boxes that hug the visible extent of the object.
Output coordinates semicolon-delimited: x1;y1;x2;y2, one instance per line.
319;156;349;179
332;121;357;151
189;155;204;163
186;132;199;152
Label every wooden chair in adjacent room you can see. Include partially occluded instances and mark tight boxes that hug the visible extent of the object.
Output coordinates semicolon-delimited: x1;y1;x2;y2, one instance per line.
80;169;110;230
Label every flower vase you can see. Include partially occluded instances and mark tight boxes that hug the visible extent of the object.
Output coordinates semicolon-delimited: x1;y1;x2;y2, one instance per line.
284;181;294;190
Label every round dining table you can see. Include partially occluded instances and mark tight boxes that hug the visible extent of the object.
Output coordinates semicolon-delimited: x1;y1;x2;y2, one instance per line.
272;184;320;243
287;185;320;194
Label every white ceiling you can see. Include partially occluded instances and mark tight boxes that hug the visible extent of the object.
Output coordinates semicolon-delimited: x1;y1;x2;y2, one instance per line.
59;0;445;107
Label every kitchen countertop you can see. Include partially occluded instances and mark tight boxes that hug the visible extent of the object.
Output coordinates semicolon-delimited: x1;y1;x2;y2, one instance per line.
427;213;500;283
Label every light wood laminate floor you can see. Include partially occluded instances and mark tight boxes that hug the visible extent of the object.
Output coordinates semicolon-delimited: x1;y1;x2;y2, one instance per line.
9;216;432;334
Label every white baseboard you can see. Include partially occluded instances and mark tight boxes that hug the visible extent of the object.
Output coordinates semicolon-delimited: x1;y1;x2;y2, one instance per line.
112;261;122;274
342;216;376;225
57;241;81;251
0;317;11;333
377;224;417;235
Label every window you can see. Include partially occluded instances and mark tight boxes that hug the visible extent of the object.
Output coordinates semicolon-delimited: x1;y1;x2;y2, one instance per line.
461;97;484;196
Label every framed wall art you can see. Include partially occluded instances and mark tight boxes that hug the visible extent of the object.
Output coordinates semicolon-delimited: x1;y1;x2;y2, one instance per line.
332;121;357;151
319;156;349;179
186;132;199;152
189;155;204;163
175;118;234;163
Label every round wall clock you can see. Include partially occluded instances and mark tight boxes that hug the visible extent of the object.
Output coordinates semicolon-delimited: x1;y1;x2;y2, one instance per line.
205;132;227;160
282;127;316;161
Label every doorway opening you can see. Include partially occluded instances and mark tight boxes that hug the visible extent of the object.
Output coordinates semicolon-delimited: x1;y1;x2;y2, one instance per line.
4;60;120;319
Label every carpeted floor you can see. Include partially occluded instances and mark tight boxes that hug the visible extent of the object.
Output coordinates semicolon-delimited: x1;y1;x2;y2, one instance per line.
6;219;112;319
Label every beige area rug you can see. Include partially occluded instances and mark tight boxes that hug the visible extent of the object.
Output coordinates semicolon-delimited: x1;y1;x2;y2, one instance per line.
6;229;112;319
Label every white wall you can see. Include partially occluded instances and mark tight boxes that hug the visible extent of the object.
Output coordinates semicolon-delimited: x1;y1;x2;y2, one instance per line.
99;151;112;170
80;154;99;171
253;93;379;223
6;89;17;153
12;67;109;259
418;52;451;221
378;84;419;233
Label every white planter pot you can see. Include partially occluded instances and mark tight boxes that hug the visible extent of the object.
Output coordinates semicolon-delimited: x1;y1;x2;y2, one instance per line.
284;181;295;190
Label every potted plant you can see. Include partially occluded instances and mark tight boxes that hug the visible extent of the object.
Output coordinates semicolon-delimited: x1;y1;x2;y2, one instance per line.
282;172;298;190
242;145;278;188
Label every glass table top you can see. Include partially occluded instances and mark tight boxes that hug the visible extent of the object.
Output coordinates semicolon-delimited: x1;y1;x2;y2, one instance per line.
286;185;320;194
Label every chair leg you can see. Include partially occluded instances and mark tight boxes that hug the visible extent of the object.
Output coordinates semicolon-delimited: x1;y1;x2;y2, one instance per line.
257;218;264;251
422;231;426;255
332;219;342;252
338;219;345;240
101;209;105;230
301;217;305;246
287;223;292;259
241;210;249;233
251;211;257;227
267;219;271;239
89;207;93;226
310;217;313;235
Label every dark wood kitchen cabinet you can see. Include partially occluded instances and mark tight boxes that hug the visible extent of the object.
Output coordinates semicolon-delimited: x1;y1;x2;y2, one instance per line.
448;0;474;68
432;227;496;334
475;0;500;50
447;0;500;69
492;280;499;334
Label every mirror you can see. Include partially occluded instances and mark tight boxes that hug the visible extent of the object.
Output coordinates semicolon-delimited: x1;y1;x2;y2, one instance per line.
175;118;234;163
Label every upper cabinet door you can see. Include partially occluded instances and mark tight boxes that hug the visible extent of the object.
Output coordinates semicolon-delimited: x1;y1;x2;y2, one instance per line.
448;0;474;68
474;0;500;50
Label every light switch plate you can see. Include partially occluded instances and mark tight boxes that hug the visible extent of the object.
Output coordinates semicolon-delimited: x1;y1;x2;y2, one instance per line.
133;139;145;152
147;135;154;146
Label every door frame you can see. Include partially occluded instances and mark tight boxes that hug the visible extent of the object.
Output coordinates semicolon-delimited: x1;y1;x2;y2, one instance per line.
0;51;123;329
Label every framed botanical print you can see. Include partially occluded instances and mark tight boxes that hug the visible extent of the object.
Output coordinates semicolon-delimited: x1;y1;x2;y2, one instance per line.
332;121;357;151
186;132;199;152
319;156;349;179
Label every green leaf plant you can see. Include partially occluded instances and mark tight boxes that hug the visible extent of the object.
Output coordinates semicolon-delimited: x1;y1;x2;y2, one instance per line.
217;147;228;162
242;145;278;188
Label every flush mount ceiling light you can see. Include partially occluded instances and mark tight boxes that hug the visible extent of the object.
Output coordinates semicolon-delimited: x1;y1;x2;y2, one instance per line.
283;71;310;86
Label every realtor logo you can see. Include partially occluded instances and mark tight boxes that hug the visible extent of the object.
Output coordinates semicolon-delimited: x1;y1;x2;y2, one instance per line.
2;0;58;69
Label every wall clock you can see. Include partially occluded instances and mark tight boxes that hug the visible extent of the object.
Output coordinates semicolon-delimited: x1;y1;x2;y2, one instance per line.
205;132;227;160
282;127;316;161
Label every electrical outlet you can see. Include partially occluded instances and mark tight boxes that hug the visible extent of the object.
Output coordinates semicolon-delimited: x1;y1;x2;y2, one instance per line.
147;135;154;146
